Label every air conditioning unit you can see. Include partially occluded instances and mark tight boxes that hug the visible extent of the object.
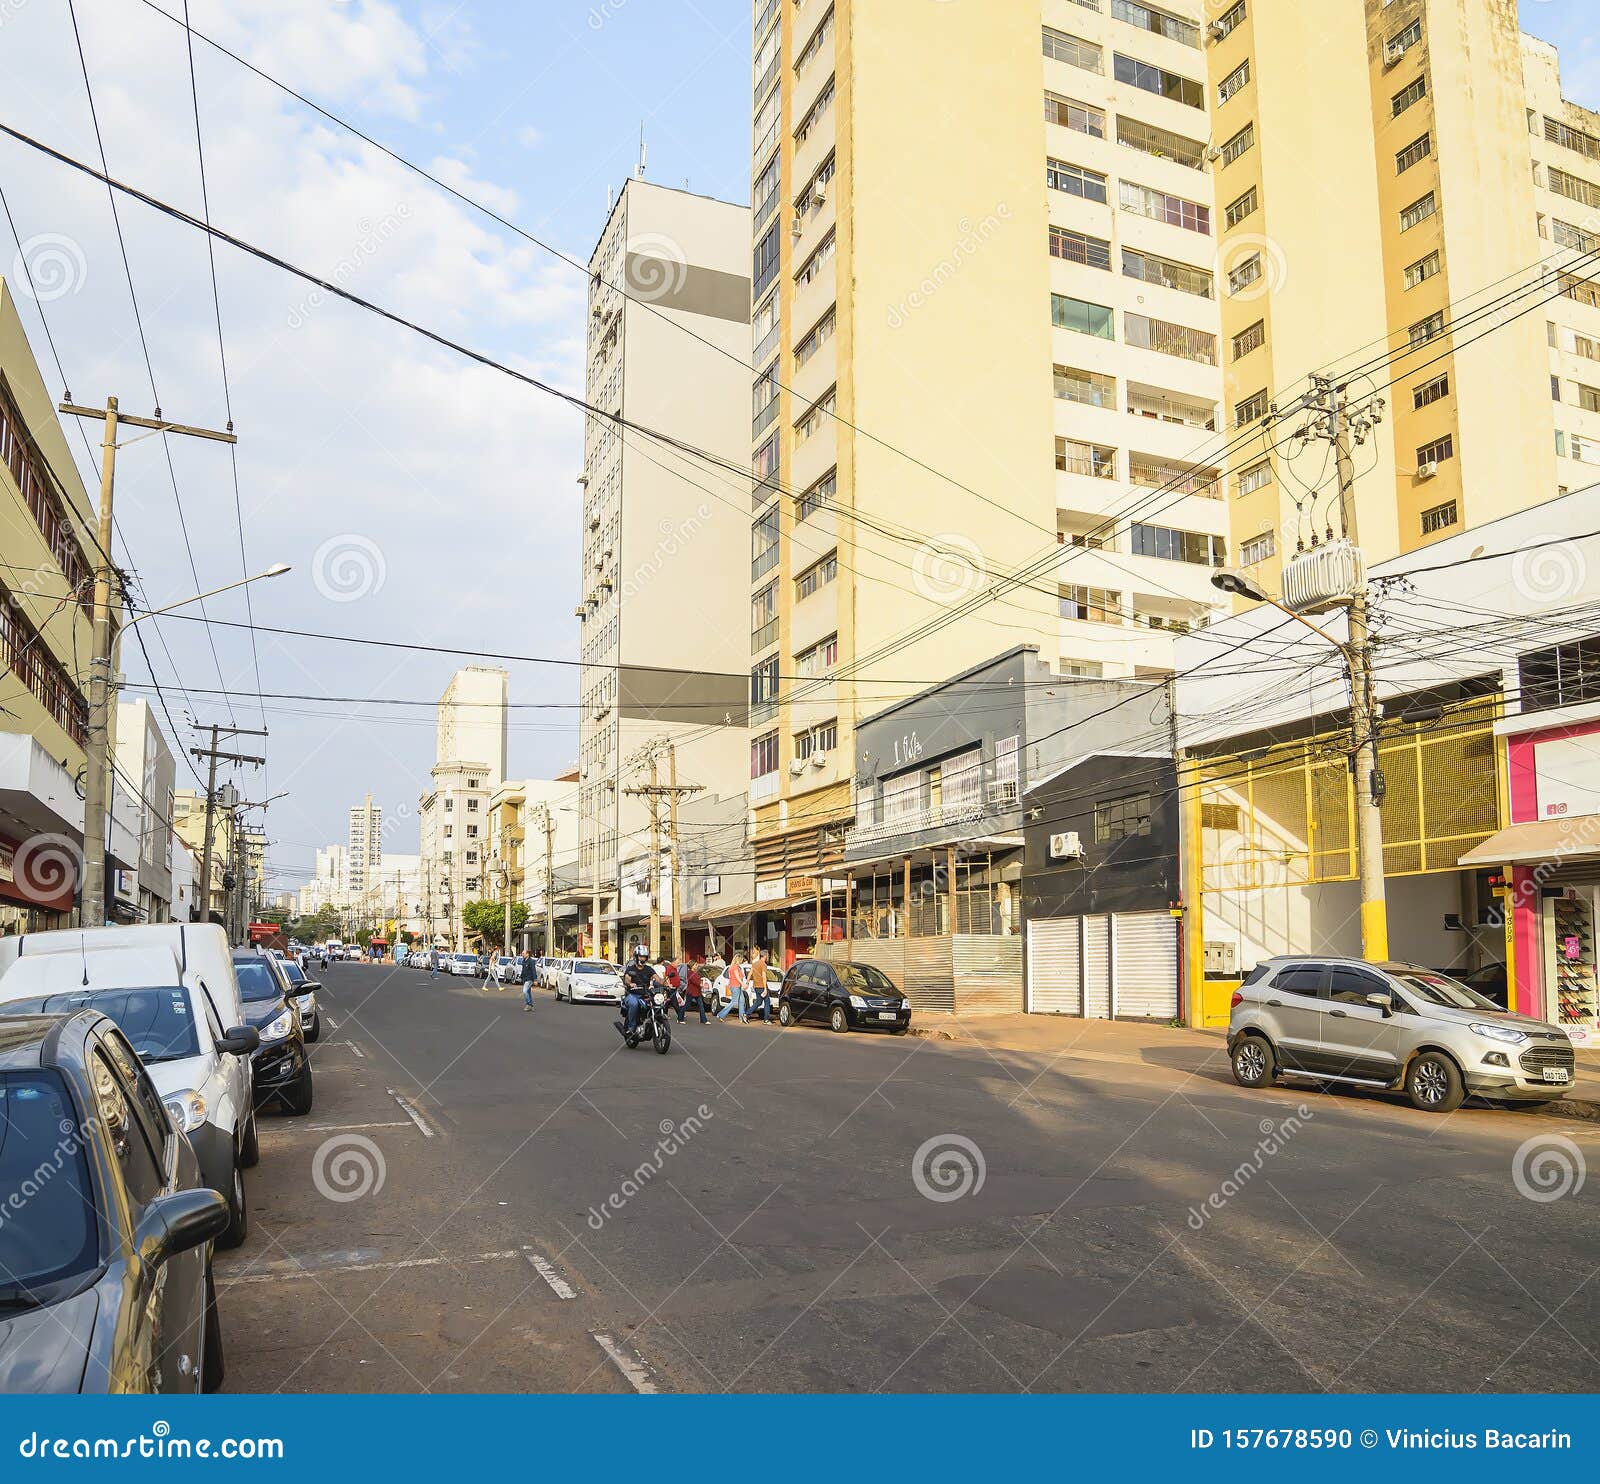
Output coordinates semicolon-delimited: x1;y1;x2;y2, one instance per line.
1417;459;1439;479
1049;831;1085;861
813;184;827;206
810;751;827;769
789;758;807;776
1384;42;1405;67
1205;145;1223;163
1207;19;1227;40
573;605;587;620
791;216;805;238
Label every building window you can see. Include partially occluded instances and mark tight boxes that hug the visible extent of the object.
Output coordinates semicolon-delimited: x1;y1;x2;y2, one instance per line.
1416;434;1455;467
1400;192;1437;231
1095;791;1152;842
1130;523;1225;565
751;731;779;779
1240;530;1276;567
1124;311;1216;364
1042;28;1103;73
1549;167;1600;211
753;220;781;299
1396;133;1432;173
1113;53;1204;109
1237;460;1271;496
795;552;837;599
1053;364;1116;407
1232;319;1265;359
794;307;836;368
1412;373;1449;410
1408;310;1446;348
1520;635;1600;713
1213;2;1246;41
1224;186;1258;231
797;469;837;522
1129;454;1219;496
1392;75;1428;117
1227;253;1263;296
1049;226;1113;270
1052;294;1116;339
1220;123;1254;165
1047;158;1108;202
1056;438;1118;477
795;388;836;444
752;580;778;651
795;230;836;288
751;503;780;581
1111;1;1200;49
1388;18;1422;56
1576;335;1600;362
1044;91;1107;137
794;74;835;145
1235;388;1269;426
794;721;838;761
1122;248;1212;298
1217;61;1250;106
1555;219;1600;253
1115;116;1205;170
1061;585;1123;624
1575;434;1600;464
1420;500;1457;535
751;655;780;707
795;634;838;678
1120;180;1211;234
1579;383;1600;412
1404;250;1441;289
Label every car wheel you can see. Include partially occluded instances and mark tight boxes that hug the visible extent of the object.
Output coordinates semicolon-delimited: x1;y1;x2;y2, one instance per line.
778;1001;794;1027
219;1162;248;1250
201;1265;225;1393
281;1062;315;1117
1230;1034;1275;1089
238;1109;259;1169
828;1004;848;1034
304;1013;320;1044
1405;1051;1465;1113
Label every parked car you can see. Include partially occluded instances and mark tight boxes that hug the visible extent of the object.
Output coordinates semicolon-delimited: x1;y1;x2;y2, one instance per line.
448;952;479;977
556;960;624;1003
230;951;314;1115
1227;956;1575;1113
543;957;574;991
278;959;322;1042
497;955;524;984
0;1012;232;1392
777;959;912;1033
1452;960;1510;1011
0;945;259;1248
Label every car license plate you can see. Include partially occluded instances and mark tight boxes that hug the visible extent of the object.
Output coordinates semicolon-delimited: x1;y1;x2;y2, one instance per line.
877;1011;897;1021
1542;1067;1571;1083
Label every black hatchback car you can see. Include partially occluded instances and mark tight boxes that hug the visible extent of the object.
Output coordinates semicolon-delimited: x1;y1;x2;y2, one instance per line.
0;1012;230;1392
778;959;912;1033
230;951;314;1116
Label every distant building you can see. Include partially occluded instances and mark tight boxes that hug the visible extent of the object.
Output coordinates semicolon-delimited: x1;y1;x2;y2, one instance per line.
346;792;382;893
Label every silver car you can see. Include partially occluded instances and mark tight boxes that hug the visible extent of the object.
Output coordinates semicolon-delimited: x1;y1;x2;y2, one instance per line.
1227;956;1575;1113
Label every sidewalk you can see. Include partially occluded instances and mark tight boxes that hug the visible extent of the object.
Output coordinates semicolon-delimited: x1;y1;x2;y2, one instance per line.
908;1013;1600;1120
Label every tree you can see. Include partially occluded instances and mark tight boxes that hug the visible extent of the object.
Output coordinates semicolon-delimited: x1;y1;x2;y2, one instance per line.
288;904;344;943
461;898;528;948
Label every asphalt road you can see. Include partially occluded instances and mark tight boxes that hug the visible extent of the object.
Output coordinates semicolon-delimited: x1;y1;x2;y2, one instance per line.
213;961;1600;1394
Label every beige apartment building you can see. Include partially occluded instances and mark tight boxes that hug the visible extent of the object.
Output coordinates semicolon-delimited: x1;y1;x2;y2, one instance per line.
576;178;752;958
1204;0;1600;580
346;791;382;894
747;0;1239;912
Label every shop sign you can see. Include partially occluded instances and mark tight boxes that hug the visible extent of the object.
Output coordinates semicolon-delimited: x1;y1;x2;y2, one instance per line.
792;909;818;936
1535;734;1600;819
788;874;818;896
756;879;786;903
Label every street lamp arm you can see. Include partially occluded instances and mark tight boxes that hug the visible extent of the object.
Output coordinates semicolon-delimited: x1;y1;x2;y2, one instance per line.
125;564;290;629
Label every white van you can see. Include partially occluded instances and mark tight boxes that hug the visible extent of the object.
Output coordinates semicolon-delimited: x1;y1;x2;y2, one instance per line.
0;924;258;1246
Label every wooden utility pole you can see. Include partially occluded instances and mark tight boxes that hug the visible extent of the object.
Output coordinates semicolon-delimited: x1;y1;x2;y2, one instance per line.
624;741;702;961
62;398;236;927
189;726;266;929
538;805;556;958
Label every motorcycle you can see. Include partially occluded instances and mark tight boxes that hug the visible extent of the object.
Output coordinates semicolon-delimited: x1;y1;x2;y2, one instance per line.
615;988;672;1054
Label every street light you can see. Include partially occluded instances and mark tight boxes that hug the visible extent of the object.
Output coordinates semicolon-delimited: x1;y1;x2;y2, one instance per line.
1207;568;1388;960
124;563;291;630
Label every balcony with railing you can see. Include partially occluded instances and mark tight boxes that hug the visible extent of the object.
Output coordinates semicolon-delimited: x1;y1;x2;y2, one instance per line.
846;766;1023;861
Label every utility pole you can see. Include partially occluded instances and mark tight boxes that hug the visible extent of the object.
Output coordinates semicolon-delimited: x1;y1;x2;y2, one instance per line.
63;397;236;928
190;726;266;931
624;739;703;961
667;744;685;961
646;752;661;958
543;806;556;960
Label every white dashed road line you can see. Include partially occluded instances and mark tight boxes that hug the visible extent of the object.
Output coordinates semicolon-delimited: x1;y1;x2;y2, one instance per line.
220;1250;519;1286
346;1040;367;1058
591;1331;659;1394
522;1247;577;1299
387;1088;436;1137
296;1121;412;1134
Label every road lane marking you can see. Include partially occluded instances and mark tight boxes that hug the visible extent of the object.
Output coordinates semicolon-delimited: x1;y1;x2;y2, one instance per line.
387;1088;435;1137
323;1015;341;1030
219;1250;519;1286
295;1121;412;1134
346;1040;367;1058
522;1247;576;1299
591;1332;659;1393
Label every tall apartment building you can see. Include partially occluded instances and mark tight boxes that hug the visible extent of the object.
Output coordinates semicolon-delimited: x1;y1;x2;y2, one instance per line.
1203;0;1600;580
746;0;1231;903
346;791;382;893
576;178;752;958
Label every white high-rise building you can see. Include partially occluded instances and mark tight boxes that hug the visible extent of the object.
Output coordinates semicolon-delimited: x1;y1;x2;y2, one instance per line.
346;793;382;894
436;667;508;787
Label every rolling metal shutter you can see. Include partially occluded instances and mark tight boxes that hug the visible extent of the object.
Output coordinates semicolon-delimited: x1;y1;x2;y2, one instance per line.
1026;918;1082;1014
1084;916;1112;1019
1112;911;1179;1021
905;938;955;1013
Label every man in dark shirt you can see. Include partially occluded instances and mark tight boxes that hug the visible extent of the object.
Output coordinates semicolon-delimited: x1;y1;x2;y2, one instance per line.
622;945;660;1036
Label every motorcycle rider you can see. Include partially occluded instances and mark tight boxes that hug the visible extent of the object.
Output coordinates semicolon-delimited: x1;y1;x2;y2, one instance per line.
621;944;661;1038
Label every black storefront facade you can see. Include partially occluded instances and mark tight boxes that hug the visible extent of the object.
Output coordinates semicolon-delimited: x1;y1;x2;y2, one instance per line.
1020;752;1185;1020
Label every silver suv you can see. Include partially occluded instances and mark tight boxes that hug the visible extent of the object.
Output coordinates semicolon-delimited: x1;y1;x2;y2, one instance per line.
1227;957;1575;1113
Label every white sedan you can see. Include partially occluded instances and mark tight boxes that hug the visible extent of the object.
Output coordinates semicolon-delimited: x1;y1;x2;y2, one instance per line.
556;959;623;1003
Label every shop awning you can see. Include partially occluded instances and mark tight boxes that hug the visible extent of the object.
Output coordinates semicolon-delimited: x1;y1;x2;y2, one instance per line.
1457;819;1600;867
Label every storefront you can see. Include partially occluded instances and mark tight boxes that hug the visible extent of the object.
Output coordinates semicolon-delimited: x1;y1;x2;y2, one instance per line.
0;829;78;933
1459;710;1600;1046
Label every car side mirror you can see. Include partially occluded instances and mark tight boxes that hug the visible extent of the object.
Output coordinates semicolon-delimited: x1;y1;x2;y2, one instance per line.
133;1188;230;1267
1365;992;1394;1016
216;1025;261;1056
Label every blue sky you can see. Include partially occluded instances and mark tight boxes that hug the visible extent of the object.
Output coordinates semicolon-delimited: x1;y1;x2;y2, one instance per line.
1;0;1596;894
